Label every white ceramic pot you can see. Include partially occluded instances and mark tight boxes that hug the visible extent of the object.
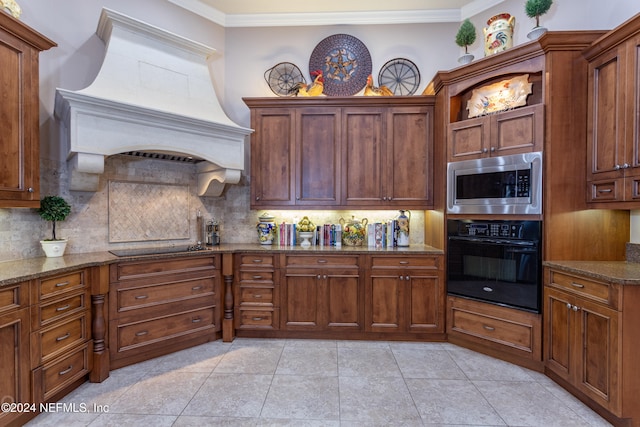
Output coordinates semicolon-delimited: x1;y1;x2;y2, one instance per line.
458;53;474;65
527;26;548;40
40;239;68;258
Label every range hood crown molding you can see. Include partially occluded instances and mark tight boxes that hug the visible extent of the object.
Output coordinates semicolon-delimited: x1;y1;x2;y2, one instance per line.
54;8;252;196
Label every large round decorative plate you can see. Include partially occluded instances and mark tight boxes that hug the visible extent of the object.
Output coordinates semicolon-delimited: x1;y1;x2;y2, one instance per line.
378;58;421;96
309;34;372;96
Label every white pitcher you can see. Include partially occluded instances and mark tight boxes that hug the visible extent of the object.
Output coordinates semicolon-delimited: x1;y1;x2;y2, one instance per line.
484;13;516;56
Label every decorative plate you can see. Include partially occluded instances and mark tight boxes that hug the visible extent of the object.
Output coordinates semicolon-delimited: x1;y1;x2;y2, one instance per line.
309;34;372;96
264;62;306;97
378;58;421;96
467;74;532;118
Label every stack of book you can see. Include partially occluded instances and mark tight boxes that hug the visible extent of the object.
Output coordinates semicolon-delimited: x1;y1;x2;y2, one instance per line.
317;224;342;247
366;220;399;248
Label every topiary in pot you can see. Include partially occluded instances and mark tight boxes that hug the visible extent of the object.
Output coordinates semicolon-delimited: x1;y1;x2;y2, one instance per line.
37;196;71;257
455;19;477;64
525;0;553;39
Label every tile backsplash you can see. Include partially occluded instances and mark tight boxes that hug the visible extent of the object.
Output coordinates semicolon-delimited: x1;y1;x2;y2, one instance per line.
0;154;425;262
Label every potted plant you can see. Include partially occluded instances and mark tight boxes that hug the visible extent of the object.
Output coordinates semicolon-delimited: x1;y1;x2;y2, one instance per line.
525;0;553;39
38;195;71;257
456;19;477;64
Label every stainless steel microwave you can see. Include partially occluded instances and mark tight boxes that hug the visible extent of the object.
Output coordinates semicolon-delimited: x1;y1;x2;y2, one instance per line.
446;152;542;215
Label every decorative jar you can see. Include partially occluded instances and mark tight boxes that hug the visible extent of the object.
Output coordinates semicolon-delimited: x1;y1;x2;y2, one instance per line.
340;216;368;246
484;13;515;56
256;212;277;245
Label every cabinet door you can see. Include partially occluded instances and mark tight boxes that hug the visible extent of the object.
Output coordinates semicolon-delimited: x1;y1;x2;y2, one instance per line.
405;271;442;332
447;116;490;162
576;297;620;414
544;287;573;381
623;34;640;202
0;308;31;426
491;104;543;157
587;45;627;185
366;271;402;333
0;29;40;207
250;108;295;207
386;107;433;207
342;108;385;205
296;108;341;205
324;270;361;330
281;270;320;330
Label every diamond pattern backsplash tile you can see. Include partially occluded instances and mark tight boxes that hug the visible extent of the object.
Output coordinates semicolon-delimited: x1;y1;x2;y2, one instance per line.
109;181;190;242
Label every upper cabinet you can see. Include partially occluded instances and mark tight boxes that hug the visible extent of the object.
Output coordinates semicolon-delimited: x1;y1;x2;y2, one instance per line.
244;97;435;210
584;15;640;207
0;13;55;208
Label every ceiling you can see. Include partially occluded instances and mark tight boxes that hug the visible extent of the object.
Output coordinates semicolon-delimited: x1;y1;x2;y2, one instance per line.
167;0;506;27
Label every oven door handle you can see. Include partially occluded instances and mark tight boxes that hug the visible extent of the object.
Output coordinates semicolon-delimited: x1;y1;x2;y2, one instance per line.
448;236;536;246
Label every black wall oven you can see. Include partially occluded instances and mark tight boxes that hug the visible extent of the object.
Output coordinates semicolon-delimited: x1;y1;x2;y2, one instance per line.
447;219;542;313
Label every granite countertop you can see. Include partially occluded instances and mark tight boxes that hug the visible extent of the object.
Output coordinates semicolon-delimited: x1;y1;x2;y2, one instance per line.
544;260;640;285
0;243;444;288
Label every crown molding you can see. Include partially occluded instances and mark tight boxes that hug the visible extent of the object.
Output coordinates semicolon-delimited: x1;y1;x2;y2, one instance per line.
167;0;506;27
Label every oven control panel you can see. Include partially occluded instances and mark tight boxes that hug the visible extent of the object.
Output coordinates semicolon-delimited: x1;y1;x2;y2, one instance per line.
447;219;543;240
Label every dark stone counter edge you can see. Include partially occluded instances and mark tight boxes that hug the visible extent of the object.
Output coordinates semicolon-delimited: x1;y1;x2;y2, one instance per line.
543;260;640;285
0;243;444;288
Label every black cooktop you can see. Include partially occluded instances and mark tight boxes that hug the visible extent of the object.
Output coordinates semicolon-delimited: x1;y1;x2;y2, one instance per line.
109;245;208;257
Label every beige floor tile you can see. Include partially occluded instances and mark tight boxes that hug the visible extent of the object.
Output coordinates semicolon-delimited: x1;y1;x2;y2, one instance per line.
214;344;283;374
182;373;272;417
275;346;338;376
261;375;340;420
447;346;536;381
145;340;230;373
392;347;466;379
338;346;402;377
86;413;177;426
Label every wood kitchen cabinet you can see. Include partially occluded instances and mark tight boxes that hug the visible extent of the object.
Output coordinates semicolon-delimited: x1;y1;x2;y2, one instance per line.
234;253;279;330
0;13;55;208
109;256;221;368
0;282;31;427
544;267;640;426
244;97;435;210
281;254;362;332
447;104;543;162
366;255;444;336
584;15;640;207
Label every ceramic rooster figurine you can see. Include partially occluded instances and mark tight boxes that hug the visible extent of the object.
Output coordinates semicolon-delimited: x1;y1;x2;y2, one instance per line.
364;74;394;96
291;70;324;96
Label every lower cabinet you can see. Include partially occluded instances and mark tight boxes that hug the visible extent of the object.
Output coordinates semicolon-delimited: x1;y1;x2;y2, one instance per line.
234;253;279;330
447;296;542;370
366;255;444;336
281;254;362;332
109;256;221;368
543;267;640;425
0;282;30;427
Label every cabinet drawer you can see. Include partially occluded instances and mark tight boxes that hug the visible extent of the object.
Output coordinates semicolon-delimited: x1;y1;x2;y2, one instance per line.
37;271;85;301
239;271;274;282
548;270;612;306
237;308;278;329
112;256;217;282
450;308;534;353
0;282;28;314
238;254;275;268
34;291;89;328
240;286;274;304
588;180;622;202
115;277;215;312
370;256;440;269
40;343;91;401
116;306;215;350
284;255;359;268
34;313;90;364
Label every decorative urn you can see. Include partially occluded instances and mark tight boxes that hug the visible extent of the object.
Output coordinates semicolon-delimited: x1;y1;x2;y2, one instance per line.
339;216;368;246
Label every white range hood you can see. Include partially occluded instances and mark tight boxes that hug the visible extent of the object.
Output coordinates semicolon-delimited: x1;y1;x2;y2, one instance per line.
54;8;252;196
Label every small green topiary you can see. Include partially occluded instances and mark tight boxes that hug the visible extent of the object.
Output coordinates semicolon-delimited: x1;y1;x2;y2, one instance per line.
38;196;71;241
525;0;553;27
455;19;477;54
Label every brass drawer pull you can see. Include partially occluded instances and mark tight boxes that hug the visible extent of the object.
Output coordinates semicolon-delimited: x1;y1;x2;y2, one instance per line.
135;295;148;300
252;259;263;263
58;365;73;376
192;286;203;291
253;275;263;279
399;261;409;265
135;330;148;337
597;188;613;193
571;282;585;289
192;317;202;323
253;294;262;298
317;259;328;263
56;332;70;342
483;325;495;331
56;304;71;312
55;281;70;288
252;317;263;321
